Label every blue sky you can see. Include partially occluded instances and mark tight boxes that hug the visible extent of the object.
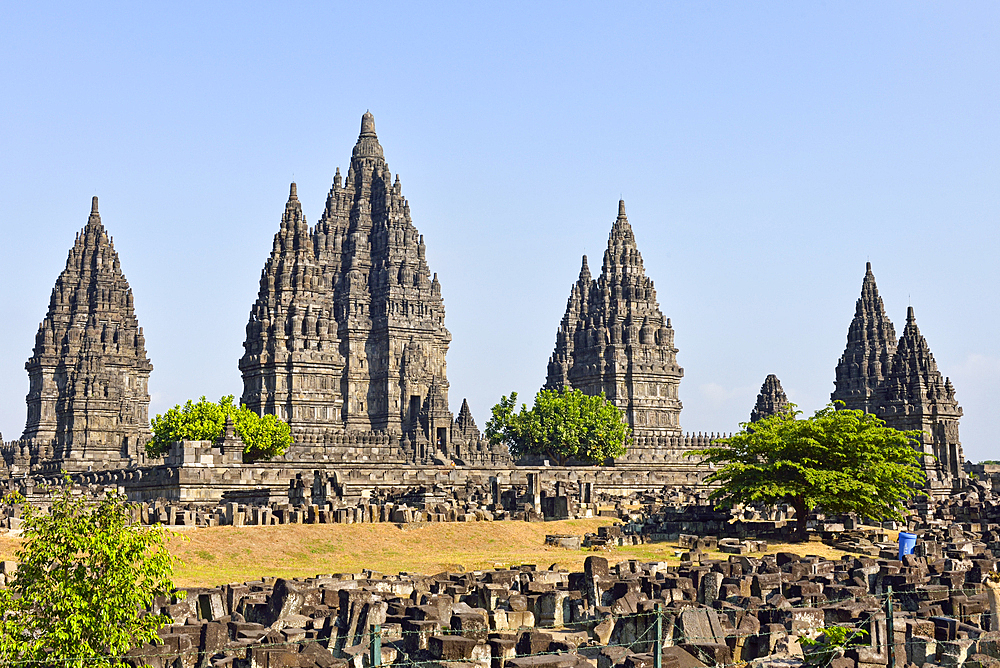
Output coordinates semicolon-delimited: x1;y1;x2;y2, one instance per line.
1;2;997;460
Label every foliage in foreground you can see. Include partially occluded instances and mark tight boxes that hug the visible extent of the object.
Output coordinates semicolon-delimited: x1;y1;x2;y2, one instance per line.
688;402;927;538
800;626;869;665
147;394;291;460
0;484;178;667
485;387;630;466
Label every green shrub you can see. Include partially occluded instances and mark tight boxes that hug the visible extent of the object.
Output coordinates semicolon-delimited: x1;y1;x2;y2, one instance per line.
0;484;178;665
800;625;868;665
148;395;291;460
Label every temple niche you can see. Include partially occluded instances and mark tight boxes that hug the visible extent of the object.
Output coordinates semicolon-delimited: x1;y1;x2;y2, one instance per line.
20;197;153;472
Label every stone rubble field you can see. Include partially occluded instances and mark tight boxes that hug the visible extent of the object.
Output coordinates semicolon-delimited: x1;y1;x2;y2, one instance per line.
4;469;1000;667
113;536;1000;668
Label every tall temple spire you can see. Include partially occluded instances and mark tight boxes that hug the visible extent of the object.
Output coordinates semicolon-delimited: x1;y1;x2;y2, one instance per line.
750;374;790;423
240;181;343;435
241;112;454;452
831;263;897;412
877;305;964;489
832;269;966;494
546;200;683;436
22;197;152;471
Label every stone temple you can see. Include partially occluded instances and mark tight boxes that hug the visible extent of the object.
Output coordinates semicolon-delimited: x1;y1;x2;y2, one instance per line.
17;197;152;473
240;112;485;463
545;200;683;436
544;200;716;471
0;114;968;505
832;263;965;492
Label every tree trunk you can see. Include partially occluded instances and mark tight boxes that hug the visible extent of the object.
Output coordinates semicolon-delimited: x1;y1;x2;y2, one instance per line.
793;495;808;541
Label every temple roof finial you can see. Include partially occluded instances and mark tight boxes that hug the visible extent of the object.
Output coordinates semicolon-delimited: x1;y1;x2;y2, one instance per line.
91;196;99;214
907;305;916;324
866;261;872;273
360;111;376;137
353;111;384;159
289;182;298;200
618;199;626;218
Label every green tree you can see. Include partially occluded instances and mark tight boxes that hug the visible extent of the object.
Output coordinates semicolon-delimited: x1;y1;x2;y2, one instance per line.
485;388;630;465
0;484;178;666
147;395;292;460
688;402;927;539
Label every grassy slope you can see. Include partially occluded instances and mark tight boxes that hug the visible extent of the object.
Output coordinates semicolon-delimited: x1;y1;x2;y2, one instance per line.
1;518;886;588
171;519;634;586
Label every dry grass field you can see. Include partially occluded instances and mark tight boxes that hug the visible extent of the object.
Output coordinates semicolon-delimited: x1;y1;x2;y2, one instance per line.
0;518;892;588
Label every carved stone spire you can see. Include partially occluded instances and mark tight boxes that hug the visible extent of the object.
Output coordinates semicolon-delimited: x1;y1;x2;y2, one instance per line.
545;200;683;436
750;374;790;423
241;113;452;443
240;183;343;437
546;255;595;390
831;262;897;412
23;197;152;471
453;398;479;442
878;306;964;490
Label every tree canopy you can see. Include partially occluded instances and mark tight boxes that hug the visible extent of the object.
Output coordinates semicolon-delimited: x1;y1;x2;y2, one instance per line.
0;483;178;666
485;388;630;466
688;402;927;538
147;395;291;460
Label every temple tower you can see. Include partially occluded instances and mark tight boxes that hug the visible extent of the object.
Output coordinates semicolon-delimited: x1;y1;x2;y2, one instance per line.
831;262;897;412
750;374;790;423
22;197;152;471
239;183;344;437
545;200;683;435
877;306;965;491
241;113;453;445
831;264;966;494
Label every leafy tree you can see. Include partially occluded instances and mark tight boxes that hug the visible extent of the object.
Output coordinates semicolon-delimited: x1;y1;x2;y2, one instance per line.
485;388;630;465
0;483;178;666
688;402;926;539
147;395;291;460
